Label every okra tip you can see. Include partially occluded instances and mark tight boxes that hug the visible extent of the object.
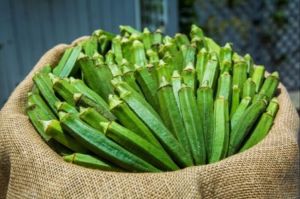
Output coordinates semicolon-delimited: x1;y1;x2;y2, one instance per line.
73;93;83;104
158;76;170;89
172;70;180;78
99;121;111;134
108;94;123;110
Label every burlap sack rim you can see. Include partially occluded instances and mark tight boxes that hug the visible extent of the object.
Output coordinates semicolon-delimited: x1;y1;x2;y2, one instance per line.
0;36;299;198
1;35;299;173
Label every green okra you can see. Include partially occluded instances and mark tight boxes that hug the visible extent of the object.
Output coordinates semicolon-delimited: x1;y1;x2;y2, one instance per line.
244;54;254;76
135;65;159;111
117;86;193;167
97;34;112;55
39;64;52;74
121;37;133;63
201;52;219;89
157;77;191;154
109;95;162;148
79;107;108;130
78;55;114;101
64;153;121;171
55;101;78;114
219;43;233;73
133;40;147;67
204;37;221;54
210;97;229;163
232;60;247;94
27;92;56;118
242;78;256;98
255;72;279;102
231;97;252;130
239;98;279;152
195;48;210;84
120;62;143;94
156;59;172;82
112;35;123;65
42;120;88;153
196;81;214;160
69;77;109;110
190;24;204;39
182;63;196;92
82;36;98;57
93;29;115;40
74;93;116;121
52;48;73;76
228;99;267;155
182;45;196;67
142;28;152;50
120;25;141;36
179;85;206;165
33;72;60;114
251;65;265;92
146;49;159;64
191;36;206;50
112;81;160;119
52;77;78;105
101;121;179;171
171;70;182;108
216;72;232;101
152;29;163;46
60;113;160;172
26;104;54;141
54;46;82;78
230;85;240;117
175;33;190;47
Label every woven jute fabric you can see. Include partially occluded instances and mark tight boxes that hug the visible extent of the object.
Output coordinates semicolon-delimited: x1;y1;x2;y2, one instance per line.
0;37;299;199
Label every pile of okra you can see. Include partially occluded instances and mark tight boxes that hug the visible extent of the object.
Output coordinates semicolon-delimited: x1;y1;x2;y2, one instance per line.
27;25;280;172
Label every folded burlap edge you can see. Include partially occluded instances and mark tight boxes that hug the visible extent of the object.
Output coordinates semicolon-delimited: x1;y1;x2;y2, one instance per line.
0;36;299;199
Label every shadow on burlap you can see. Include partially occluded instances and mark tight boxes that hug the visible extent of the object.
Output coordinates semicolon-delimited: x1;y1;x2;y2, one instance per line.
0;37;299;199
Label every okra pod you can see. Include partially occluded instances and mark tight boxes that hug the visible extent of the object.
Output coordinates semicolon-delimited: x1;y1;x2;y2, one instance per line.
232;60;247;94
118;87;193;167
109;95;162;148
120;25;141;36
175;33;190;47
182;45;196;66
201;52;219;89
52;77;78;105
82;36;98;57
230;85;240;117
42;120;88;153
69;77;109;110
55;101;78;114
157;77;191;154
171;70;182;109
204;37;221;54
27;92;56;118
26;104;53;141
219;43;233;73
228;99;267;155
242;78;256;98
210;97;229;163
251;65;265;92
54;46;82;78
101;121;179;171
64;153;121;171
255;71;279;102
190;24;204;39
216;72;232;101
230;96;252;130
53;48;73;76
142;28;152;50
182;63;196;92
152;29;163;46
244;54;254;76
239;98;279;152
196;81;214;160
112;35;123;65
78;55;114;101
74;93;116;121
195;48;210;84
33;72;60;114
60;113;160;172
79;107;108;130
146;49;159;64
133;40;147;67
179;85;206;165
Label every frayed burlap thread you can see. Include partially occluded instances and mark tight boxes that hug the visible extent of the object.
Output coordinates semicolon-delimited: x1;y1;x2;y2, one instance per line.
0;37;299;199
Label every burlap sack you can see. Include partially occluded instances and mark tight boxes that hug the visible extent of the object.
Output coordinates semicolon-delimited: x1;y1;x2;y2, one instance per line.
0;37;299;199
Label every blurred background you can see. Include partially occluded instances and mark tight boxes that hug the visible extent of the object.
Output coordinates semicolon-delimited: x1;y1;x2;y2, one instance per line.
0;0;299;111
